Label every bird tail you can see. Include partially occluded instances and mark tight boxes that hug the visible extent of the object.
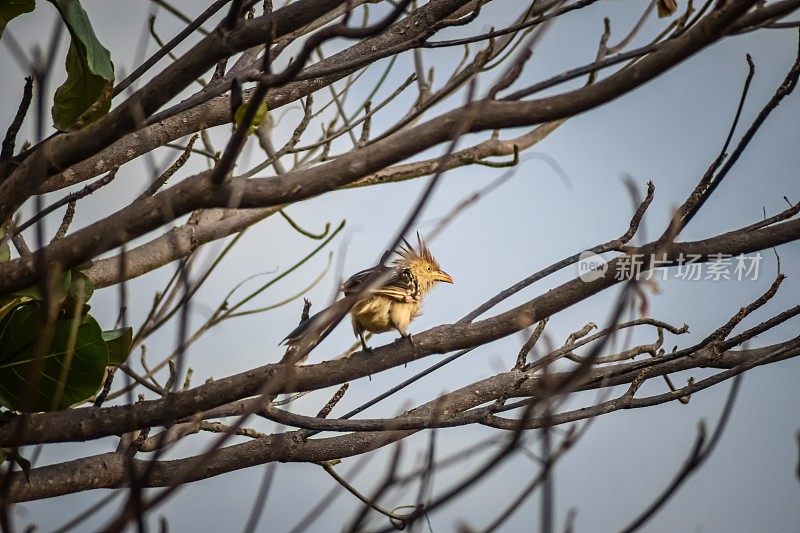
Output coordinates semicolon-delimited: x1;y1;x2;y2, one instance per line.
280;297;357;361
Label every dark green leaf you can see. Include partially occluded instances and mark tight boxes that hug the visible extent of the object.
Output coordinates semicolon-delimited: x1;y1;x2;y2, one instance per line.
0;0;35;38
102;327;132;366
48;0;114;131
0;301;111;412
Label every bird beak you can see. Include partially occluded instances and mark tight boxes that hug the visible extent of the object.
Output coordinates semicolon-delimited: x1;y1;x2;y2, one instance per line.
436;270;453;284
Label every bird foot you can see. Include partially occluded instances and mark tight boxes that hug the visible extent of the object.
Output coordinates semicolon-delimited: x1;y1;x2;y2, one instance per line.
399;332;414;346
358;333;374;354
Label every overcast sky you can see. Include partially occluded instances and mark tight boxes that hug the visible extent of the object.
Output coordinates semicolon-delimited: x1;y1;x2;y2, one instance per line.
2;1;799;531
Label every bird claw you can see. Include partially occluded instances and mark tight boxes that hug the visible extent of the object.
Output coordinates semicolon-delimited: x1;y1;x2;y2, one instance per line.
358;333;373;354
400;332;414;346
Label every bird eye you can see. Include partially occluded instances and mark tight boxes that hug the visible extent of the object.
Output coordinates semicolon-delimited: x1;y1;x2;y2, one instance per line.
427;266;432;271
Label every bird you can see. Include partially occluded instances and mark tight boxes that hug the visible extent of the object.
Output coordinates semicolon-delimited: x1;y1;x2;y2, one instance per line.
281;234;452;359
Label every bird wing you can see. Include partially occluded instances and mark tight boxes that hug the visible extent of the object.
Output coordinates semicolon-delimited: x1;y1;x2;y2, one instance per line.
281;265;417;351
341;265;419;303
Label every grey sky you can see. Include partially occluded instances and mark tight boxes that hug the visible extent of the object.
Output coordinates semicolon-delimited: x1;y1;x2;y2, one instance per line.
2;1;799;531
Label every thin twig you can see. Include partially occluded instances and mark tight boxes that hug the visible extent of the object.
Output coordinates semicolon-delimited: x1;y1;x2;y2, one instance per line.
1;76;34;164
620;376;743;533
140;134;198;198
50;201;76;242
13;168;119;238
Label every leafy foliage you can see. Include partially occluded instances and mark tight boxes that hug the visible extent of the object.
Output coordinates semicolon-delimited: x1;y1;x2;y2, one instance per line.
0;271;131;412
0;0;114;130
102;327;133;367
48;0;114;131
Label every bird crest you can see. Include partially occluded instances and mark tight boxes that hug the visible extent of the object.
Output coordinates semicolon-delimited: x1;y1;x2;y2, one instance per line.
394;233;440;270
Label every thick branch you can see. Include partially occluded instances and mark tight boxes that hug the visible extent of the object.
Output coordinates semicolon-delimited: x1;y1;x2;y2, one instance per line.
36;0;791;197
83;123;559;288
1;217;798;447
0;1;763;295
0;0;350;221
5;339;798;502
38;0;476;194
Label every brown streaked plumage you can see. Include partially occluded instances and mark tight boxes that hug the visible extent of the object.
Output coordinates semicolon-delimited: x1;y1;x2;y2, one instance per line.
282;235;452;357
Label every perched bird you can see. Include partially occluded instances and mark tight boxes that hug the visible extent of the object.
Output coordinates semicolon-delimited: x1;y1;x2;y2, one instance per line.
282;235;452;358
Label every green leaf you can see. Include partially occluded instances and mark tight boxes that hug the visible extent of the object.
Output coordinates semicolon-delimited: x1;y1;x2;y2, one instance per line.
48;0;114;131
70;270;94;303
0;295;33;324
63;269;94;316
0;225;10;262
234;100;269;135
0;0;35;38
13;270;72;302
8;268;94;319
102;327;132;366
0;301;111;412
